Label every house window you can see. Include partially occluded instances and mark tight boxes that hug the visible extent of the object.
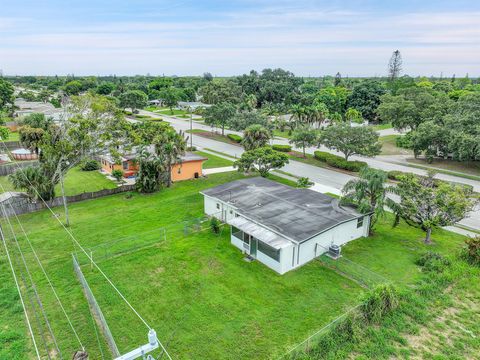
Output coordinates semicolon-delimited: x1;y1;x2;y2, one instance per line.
258;241;280;262
357;217;364;228
216;203;220;210
229;210;233;215
122;161;128;170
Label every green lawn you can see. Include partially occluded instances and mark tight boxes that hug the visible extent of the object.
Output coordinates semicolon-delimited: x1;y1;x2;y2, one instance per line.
369;122;393;131
157;109;189;117
0;172;470;359
379;135;412;156
194;150;233;169
6;131;20;142
273;129;291;139
0;166;116;196
186;129;241;146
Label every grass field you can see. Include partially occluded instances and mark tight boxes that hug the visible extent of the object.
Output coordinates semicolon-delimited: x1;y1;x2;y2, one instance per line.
194;150;233;169
7;131;20;142
0;166;117;196
273;129;291;139
379;135;412;156
407;157;480;177
187;129;241;146
370;122;393;131
0;172;473;359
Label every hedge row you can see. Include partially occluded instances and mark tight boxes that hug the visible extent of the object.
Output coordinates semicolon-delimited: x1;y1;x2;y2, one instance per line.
227;134;242;143
272;144;292;152
314;151;367;172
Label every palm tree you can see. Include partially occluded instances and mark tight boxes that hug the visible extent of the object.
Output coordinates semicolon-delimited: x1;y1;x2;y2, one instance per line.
341;167;389;235
290;104;305;129
345;107;363;125
155;129;187;187
9;166;55;201
136;147;165;193
241;124;271;151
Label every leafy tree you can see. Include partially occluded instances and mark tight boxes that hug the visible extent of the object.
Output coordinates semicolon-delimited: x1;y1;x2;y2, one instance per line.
341;167;389;234
0;126;9;140
203;72;213;82
0;78;15;111
199;80;242;104
318;124;381;160
19;126;45;154
289;127;318;157
21;113;52;130
96;82;115;95
63;80;83;95
388;50;402;81
377;87;451;131
345;107;363;124
389;172;477;244
234;146;288;177
228;110;268;131
119;90;148;113
159;87;181;114
347;80;386;122
314;86;349;115
409;121;449;160
111;169;124;181
204;102;236;135
148;78;173;91
242;124;271;151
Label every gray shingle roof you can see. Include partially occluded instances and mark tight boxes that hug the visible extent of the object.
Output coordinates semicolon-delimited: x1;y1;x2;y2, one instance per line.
201;177;363;243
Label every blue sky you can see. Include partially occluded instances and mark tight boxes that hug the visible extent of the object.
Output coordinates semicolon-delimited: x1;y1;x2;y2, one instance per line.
1;0;479;76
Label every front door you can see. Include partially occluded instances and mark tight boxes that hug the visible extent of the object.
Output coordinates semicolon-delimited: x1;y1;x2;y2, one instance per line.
250;237;257;257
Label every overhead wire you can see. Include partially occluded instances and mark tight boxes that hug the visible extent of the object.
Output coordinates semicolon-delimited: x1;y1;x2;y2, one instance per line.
0;139;173;359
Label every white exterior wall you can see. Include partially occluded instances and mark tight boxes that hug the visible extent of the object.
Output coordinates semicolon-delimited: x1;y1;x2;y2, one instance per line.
204;195;238;222
295;216;369;267
204;194;370;274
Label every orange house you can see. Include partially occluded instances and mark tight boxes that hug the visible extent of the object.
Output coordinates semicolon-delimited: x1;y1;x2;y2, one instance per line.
100;152;207;181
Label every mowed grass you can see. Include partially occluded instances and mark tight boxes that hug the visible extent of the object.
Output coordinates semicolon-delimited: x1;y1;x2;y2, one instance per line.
379;135;412;156
2;172;363;359
194;150;233;169
0;171;470;359
342;213;467;284
0;166;116;196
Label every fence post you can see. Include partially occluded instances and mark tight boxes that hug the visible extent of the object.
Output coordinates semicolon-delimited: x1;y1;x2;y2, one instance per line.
72;254;120;357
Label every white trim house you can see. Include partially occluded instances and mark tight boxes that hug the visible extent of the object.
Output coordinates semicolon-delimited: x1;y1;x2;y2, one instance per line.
201;177;370;274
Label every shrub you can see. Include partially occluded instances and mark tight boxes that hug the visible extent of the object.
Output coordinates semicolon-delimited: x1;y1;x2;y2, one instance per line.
416;252;451;273
297;177;313;188
186;146;197;151
313;151;367;172
124;110;133;116
387;170;408;181
111;169;123;181
272;144;292;152
80;159;101;171
227;134;242;143
210;217;221;234
464;236;480;265
395;135;412;149
360;283;399;322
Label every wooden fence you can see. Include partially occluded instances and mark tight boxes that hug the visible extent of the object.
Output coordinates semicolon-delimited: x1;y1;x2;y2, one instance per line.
0;185;136;217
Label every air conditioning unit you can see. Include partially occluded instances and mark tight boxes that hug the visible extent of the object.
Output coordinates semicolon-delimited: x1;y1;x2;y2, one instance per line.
328;244;341;259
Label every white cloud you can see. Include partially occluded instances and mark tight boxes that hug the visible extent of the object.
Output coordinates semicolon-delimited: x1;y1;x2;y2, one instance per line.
0;7;479;76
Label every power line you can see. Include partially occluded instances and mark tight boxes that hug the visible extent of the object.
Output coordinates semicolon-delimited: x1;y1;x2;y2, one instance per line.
0;202;62;359
0;139;172;359
0;182;83;352
0;219;41;360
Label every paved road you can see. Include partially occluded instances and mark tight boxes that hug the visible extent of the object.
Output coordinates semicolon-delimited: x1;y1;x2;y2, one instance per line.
140;110;480;231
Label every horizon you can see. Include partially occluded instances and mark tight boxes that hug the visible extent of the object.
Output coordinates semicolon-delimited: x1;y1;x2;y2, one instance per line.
1;0;479;77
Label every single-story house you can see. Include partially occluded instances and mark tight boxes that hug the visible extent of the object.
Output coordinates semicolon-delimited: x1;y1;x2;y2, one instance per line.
100;152;207;181
177;101;212;111
201;177;370;274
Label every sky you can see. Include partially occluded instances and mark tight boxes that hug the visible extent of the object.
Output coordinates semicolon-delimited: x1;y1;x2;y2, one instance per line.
1;0;479;77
